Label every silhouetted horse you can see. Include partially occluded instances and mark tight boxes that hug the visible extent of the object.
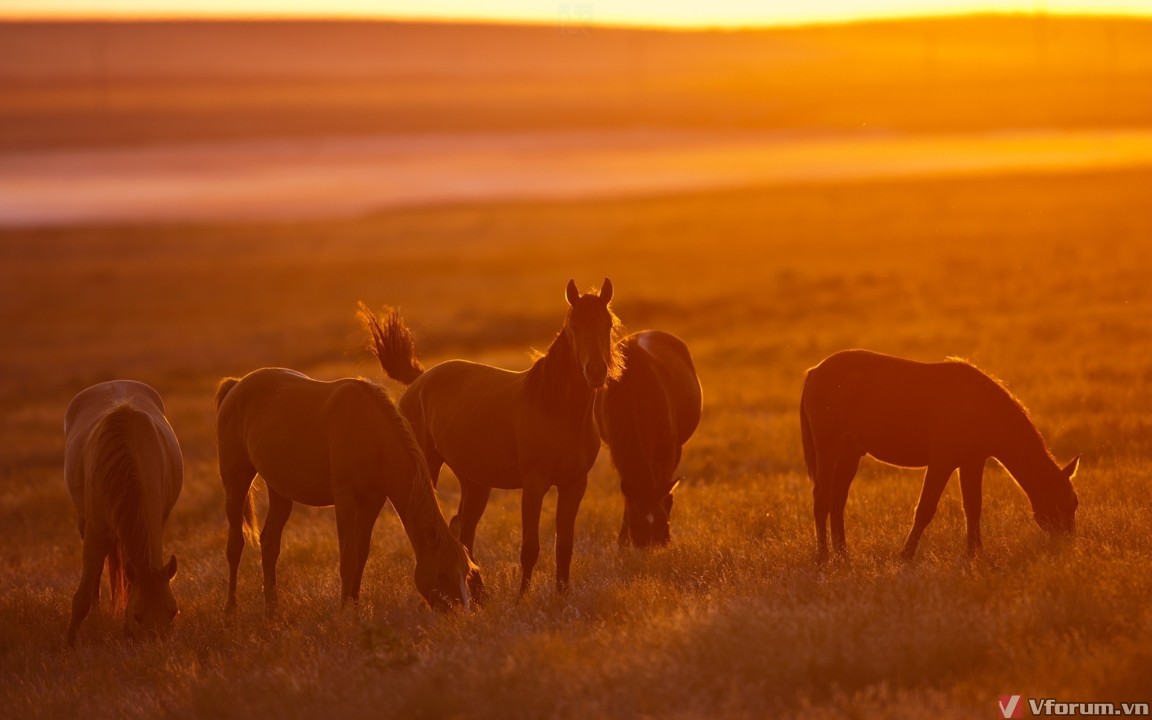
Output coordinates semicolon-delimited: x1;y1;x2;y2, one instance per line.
64;381;182;646
596;330;702;547
800;350;1079;562
362;279;622;593
215;368;482;613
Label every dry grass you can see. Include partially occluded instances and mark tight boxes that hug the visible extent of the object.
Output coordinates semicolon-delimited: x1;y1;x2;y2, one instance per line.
1;168;1151;718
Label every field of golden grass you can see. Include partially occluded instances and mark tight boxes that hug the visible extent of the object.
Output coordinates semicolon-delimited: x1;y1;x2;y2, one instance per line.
1;168;1150;718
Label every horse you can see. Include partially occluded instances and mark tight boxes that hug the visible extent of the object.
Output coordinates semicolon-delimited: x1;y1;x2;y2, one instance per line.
595;330;702;548
214;368;482;613
361;278;622;594
800;349;1080;562
63;380;182;646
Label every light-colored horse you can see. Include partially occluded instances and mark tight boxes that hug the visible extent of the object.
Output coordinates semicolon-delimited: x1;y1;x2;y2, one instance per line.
215;368;482;613
801;349;1080;562
596;330;702;547
363;279;622;594
64;380;182;646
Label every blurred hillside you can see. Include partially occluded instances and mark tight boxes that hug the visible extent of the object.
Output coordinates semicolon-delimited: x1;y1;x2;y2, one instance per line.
3;16;1152;150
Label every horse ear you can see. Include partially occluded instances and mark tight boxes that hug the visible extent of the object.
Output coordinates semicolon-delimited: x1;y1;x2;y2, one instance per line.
165;554;178;580
1062;456;1080;479
565;279;579;305
599;278;613;303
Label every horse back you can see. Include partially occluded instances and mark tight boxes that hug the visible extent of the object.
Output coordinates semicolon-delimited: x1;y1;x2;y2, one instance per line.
64;380;182;525
400;360;524;485
803;350;1003;466
631;331;702;445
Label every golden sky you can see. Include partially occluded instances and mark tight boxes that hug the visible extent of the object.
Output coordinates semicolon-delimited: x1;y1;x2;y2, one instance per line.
3;0;1152;25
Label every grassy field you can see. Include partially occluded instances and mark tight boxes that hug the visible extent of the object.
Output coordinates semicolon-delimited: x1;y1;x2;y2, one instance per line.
1;168;1151;718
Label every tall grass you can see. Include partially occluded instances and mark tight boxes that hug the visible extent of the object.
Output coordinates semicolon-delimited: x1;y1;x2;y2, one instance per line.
1;169;1150;718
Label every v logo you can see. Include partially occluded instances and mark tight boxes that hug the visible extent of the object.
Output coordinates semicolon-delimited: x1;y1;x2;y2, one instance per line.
999;695;1023;719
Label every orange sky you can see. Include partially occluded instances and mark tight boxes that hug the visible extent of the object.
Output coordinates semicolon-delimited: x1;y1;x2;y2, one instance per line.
3;0;1152;25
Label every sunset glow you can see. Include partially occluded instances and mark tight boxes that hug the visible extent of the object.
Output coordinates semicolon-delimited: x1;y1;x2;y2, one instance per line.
3;0;1152;26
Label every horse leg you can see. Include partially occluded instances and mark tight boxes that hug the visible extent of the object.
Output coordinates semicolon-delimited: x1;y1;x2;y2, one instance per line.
349;501;383;603
334;497;359;606
456;478;490;556
260;489;293;616
518;481;548;597
812;438;839;564
555;476;588;592
959;459;985;558
830;449;862;558
901;462;956;561
222;460;257;614
66;529;110;647
618;505;630;547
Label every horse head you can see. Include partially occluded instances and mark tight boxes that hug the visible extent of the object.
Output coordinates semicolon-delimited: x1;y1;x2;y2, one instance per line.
124;554;178;639
621;478;680;548
564;278;622;389
1032;456;1080;535
414;526;485;611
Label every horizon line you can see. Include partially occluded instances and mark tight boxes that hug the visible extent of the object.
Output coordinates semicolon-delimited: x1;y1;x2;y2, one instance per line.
3;8;1152;31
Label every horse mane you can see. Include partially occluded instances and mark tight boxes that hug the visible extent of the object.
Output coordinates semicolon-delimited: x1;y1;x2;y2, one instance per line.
88;403;154;609
355;380;460;552
602;343;674;498
945;356;1054;460
525;303;626;413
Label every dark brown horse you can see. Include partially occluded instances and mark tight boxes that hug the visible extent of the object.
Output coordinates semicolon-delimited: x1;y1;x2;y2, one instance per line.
362;279;621;593
595;330;702;548
800;350;1079;562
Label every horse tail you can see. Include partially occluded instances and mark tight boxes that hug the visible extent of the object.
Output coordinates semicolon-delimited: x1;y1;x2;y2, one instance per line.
215;377;240;411
88;404;145;610
800;378;817;484
106;539;127;610
358;301;425;385
242;486;260;548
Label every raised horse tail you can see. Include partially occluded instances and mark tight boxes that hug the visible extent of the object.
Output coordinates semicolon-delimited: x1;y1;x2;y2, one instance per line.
215;377;240;411
358;301;426;385
800;379;817;484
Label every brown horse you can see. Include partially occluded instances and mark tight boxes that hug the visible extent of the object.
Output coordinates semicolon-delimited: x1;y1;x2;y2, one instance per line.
64;380;182;646
800;350;1079;562
362;279;622;594
215;368;482;613
595;330;702;548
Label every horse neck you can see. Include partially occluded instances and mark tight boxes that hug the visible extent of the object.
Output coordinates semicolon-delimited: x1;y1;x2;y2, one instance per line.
387;465;449;561
530;331;595;418
992;409;1058;501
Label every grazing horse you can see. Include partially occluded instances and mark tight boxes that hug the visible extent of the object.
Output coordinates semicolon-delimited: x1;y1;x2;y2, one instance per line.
595;330;702;548
64;380;182;646
362;278;622;594
801;349;1080;562
215;368;482;613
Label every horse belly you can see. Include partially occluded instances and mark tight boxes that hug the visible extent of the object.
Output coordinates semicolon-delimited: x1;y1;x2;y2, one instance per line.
848;402;937;468
249;441;336;506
